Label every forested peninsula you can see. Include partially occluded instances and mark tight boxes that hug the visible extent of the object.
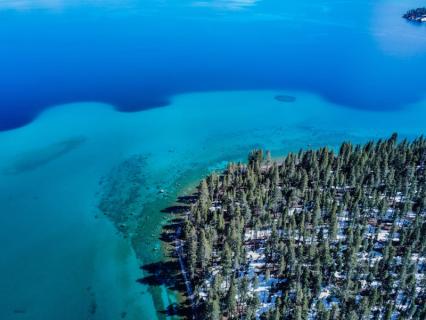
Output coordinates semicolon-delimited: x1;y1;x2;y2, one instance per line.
176;134;426;319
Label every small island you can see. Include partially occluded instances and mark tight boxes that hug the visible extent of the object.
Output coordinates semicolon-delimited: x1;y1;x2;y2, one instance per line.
403;8;426;23
175;134;426;319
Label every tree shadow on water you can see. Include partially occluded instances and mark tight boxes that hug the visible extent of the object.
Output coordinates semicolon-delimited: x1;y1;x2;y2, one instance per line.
176;194;198;205
161;205;189;214
138;198;195;319
138;253;193;319
159;301;193;318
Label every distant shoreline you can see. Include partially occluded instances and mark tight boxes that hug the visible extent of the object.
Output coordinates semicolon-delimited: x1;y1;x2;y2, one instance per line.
403;7;426;23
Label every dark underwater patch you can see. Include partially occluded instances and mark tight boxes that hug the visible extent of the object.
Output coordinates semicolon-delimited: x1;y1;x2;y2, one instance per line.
274;94;296;103
97;155;149;237
4;136;86;175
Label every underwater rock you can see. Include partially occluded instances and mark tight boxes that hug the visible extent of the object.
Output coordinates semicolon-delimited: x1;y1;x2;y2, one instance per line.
274;95;296;103
13;308;27;314
98;154;147;237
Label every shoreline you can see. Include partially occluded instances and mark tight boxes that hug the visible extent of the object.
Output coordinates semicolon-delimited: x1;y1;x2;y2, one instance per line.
175;225;196;319
174;137;426;318
2;90;426;319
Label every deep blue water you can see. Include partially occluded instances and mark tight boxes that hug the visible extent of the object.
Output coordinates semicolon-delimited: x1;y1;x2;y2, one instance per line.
1;2;426;319
0;0;426;131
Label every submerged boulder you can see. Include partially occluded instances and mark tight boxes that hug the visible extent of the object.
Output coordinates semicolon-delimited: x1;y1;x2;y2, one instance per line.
274;95;296;103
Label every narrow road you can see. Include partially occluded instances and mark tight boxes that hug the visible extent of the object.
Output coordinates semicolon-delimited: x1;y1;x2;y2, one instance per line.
175;226;196;319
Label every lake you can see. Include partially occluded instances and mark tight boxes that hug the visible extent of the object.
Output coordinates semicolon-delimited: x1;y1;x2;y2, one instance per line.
0;1;425;319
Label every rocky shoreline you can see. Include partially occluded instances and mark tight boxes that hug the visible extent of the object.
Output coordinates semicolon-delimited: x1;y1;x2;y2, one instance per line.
403;8;426;23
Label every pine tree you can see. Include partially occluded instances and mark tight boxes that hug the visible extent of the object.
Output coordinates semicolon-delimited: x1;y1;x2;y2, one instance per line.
226;278;237;317
177;135;426;319
208;295;221;320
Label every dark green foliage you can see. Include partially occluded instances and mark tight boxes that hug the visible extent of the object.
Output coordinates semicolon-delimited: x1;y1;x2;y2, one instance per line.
180;135;426;319
403;8;426;22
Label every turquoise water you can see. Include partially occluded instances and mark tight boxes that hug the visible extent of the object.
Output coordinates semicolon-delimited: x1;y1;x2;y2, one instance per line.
1;0;426;318
1;90;426;319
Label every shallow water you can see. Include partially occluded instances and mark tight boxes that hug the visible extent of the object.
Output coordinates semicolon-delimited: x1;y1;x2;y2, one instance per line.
1;0;426;319
0;90;426;319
